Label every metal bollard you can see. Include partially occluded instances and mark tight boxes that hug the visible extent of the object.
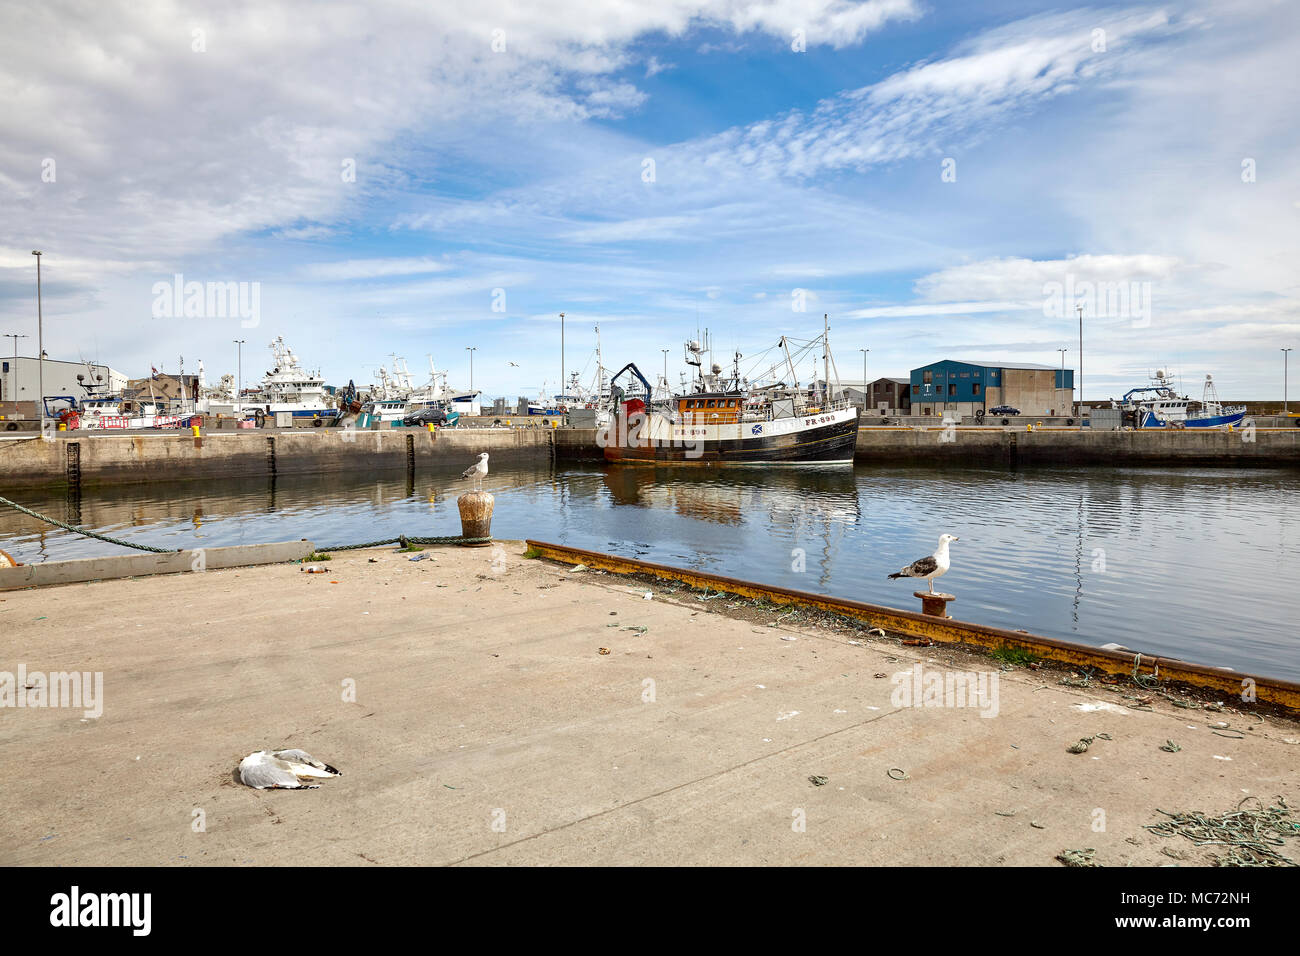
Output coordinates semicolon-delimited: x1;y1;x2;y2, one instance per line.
914;590;955;618
457;491;494;546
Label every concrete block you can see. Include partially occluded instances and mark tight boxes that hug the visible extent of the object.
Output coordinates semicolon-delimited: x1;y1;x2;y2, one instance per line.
0;540;316;591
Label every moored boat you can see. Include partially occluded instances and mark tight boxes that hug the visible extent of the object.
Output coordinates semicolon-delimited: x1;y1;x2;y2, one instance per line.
1116;370;1247;429
602;327;860;465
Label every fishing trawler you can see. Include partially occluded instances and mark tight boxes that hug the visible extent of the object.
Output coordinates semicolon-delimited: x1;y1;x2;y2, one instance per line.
602;321;860;465
253;337;337;419
1117;370;1247;429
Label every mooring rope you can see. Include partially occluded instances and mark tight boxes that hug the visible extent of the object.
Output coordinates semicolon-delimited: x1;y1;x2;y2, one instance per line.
315;534;492;551
0;494;179;554
0;495;490;555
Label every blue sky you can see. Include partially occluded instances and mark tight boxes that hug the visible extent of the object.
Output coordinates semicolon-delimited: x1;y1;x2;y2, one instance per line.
1;0;1298;400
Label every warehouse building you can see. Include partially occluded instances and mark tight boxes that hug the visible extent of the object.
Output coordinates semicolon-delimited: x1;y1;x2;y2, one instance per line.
863;377;911;417
815;377;913;416
909;360;1074;418
0;356;127;406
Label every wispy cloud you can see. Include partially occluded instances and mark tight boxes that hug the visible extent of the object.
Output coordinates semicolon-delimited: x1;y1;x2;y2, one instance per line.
298;257;452;281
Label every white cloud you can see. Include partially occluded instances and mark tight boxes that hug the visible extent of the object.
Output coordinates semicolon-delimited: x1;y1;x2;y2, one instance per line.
298;257;452;281
562;215;700;242
913;255;1184;303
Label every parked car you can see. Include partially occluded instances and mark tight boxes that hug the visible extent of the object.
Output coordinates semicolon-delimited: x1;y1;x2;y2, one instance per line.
403;405;448;427
989;405;1021;416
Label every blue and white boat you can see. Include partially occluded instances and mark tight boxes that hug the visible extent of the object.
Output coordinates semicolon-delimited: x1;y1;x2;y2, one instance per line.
1118;370;1247;429
248;337;338;419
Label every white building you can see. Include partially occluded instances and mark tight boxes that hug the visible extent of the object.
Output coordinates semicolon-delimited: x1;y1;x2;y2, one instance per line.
0;356;128;405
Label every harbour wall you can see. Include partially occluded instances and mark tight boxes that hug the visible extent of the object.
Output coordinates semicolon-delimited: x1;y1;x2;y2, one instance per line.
851;425;1300;466
0;428;560;491
1;425;1297;490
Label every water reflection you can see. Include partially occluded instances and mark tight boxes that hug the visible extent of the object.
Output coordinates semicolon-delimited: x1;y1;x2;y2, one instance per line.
0;462;1296;680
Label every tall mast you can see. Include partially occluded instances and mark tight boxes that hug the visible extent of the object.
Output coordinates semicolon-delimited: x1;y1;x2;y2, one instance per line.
823;314;830;404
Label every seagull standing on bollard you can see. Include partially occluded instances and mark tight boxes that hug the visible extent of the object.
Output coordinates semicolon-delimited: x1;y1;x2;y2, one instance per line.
889;534;959;594
462;452;489;491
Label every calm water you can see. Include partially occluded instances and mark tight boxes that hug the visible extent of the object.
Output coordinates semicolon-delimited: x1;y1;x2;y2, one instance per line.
2;462;1297;680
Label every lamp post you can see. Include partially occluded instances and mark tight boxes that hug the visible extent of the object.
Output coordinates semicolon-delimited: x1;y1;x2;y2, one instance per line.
32;252;44;434
466;346;477;392
1076;304;1084;416
1284;348;1293;414
858;348;869;411
233;340;245;413
661;349;669;399
559;312;565;405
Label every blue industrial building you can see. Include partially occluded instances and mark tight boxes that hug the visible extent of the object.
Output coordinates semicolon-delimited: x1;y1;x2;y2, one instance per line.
909;360;1075;418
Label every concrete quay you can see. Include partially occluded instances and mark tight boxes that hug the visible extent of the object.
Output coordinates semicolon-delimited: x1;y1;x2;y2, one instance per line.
1;543;1295;866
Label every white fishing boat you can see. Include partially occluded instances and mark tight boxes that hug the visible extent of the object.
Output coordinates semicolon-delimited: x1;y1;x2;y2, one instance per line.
360;397;409;422
1116;369;1247;429
250;337;336;419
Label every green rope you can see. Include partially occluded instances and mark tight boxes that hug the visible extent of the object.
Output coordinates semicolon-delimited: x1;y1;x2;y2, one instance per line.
316;534;492;551
1145;796;1298;867
1;494;490;557
1132;652;1161;688
1056;848;1100;867
0;494;179;554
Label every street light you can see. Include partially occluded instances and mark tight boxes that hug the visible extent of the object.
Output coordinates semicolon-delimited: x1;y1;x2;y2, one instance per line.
3;333;28;359
559;312;565;404
233;339;245;413
858;348;869;411
1077;304;1084;416
1284;348;1294;414
32;252;44;436
466;346;477;392
661;349;670;398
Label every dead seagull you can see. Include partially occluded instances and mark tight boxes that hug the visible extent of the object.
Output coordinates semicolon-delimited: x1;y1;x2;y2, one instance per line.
888;534;959;594
462;452;489;491
238;749;341;790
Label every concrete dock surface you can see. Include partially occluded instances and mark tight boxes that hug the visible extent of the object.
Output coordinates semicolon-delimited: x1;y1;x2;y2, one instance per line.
1;543;1296;866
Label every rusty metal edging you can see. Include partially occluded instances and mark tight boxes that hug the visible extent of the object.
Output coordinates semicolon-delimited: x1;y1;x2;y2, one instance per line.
525;539;1300;712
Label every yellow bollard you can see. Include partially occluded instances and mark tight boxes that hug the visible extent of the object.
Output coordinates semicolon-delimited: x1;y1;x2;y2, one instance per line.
58;423;66;431
427;423;434;433
191;424;201;437
1025;423;1032;432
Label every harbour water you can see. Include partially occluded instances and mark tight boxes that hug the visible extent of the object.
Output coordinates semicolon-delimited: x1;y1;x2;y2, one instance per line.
2;462;1297;680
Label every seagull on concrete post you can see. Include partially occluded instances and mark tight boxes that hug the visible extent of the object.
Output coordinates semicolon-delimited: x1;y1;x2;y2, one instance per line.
462;452;489;491
889;534;959;594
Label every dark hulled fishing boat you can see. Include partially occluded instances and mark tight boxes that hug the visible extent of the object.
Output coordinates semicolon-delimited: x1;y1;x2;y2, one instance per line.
602;325;860;465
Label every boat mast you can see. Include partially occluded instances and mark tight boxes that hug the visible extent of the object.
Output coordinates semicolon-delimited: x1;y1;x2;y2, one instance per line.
823;314;830;405
780;336;799;389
